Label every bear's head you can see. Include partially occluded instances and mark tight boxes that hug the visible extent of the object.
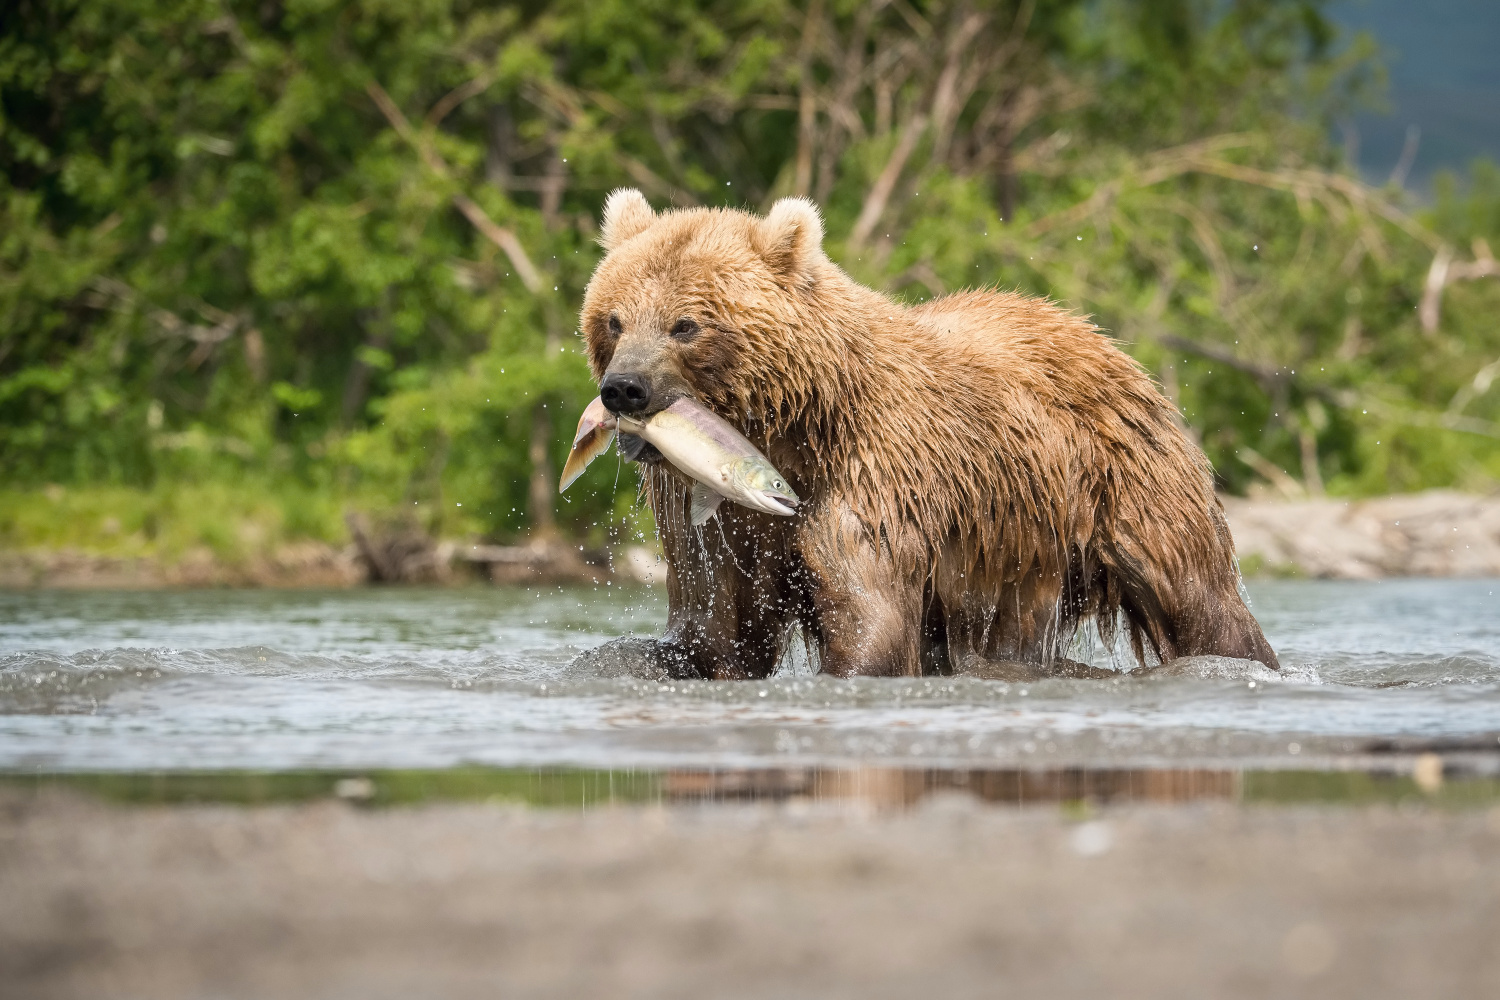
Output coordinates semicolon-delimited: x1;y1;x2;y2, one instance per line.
580;188;828;423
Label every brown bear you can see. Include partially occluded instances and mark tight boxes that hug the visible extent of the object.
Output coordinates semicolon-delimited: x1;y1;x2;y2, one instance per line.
576;188;1277;679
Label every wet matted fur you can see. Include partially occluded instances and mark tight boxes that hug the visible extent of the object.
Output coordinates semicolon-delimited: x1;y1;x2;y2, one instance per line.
578;189;1277;679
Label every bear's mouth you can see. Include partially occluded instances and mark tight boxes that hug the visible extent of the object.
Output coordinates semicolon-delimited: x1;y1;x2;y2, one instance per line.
610;384;693;465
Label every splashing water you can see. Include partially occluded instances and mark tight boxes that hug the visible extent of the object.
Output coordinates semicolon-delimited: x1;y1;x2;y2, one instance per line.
1;579;1496;773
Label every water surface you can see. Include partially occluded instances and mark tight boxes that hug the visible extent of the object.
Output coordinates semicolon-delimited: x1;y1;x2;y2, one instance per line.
1;579;1497;773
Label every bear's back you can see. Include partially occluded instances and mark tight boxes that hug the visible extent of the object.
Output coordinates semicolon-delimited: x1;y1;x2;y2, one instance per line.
907;289;1173;439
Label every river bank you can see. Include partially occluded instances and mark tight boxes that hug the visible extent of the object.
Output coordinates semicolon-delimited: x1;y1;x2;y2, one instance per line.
3;788;1496;999
1;491;1497;588
0;538;669;589
1224;490;1500;579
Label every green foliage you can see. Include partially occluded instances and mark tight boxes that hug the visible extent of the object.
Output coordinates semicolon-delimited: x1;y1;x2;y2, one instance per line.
0;478;347;564
2;0;1497;554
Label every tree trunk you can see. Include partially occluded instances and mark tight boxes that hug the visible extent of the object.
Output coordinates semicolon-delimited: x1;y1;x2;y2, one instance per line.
485;104;513;188
1299;427;1325;497
793;0;822;197
998;144;1017;223
527;401;557;539
540;147;565;227
341;329;390;427
528;313;564;540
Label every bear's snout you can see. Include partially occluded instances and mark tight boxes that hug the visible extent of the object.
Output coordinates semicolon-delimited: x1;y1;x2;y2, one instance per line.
600;372;653;415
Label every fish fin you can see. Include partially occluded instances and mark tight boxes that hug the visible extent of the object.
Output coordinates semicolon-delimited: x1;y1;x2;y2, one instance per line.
559;425;615;492
690;482;724;526
572;396;615;448
617;431;650;462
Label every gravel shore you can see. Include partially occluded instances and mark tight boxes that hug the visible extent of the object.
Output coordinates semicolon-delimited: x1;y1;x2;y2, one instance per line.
3;790;1497;999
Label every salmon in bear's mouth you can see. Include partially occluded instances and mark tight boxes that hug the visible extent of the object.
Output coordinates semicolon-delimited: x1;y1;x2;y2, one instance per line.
608;385;692;465
559;395;799;523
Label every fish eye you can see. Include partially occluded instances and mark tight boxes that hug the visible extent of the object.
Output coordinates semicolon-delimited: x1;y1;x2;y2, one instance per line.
607;314;623;337
669;318;699;340
774;479;784;489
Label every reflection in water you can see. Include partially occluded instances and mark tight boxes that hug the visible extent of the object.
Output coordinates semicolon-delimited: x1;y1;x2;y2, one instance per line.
7;763;1498;810
662;766;1243;807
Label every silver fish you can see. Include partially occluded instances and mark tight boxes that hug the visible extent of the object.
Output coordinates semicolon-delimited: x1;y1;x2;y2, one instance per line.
618;397;799;525
559;395;799;525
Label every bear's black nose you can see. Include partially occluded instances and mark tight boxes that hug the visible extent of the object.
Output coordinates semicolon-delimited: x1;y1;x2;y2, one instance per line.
600;373;652;415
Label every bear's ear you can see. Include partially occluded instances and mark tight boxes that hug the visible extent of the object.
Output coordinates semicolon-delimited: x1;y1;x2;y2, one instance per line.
599;188;656;251
756;196;825;282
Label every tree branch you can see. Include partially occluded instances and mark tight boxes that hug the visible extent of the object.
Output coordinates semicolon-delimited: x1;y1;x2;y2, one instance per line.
1420;238;1497;335
1157;334;1288;390
425;71;495;128
848;111;927;248
451;195;544;293
366;81;544;294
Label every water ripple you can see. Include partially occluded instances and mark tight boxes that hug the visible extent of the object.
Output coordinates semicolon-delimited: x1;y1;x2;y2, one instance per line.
0;580;1495;769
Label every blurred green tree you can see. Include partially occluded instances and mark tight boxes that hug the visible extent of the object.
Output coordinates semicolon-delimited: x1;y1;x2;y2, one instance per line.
1;0;1496;561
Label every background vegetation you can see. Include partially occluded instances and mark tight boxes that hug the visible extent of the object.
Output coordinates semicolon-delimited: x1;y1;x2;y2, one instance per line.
3;0;1498;566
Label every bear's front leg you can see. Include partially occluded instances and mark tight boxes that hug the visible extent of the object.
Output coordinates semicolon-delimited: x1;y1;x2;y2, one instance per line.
798;505;922;677
562;547;757;682
653;502;805;679
563;634;697;681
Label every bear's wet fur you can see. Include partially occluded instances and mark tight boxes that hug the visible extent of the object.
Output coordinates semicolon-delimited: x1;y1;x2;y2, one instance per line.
578;189;1278;679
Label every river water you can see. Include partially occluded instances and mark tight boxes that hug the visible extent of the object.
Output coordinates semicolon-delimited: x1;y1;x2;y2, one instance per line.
1;579;1497;775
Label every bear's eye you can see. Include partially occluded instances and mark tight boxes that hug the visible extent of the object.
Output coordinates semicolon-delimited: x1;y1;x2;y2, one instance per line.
669;318;699;340
607;314;623;337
